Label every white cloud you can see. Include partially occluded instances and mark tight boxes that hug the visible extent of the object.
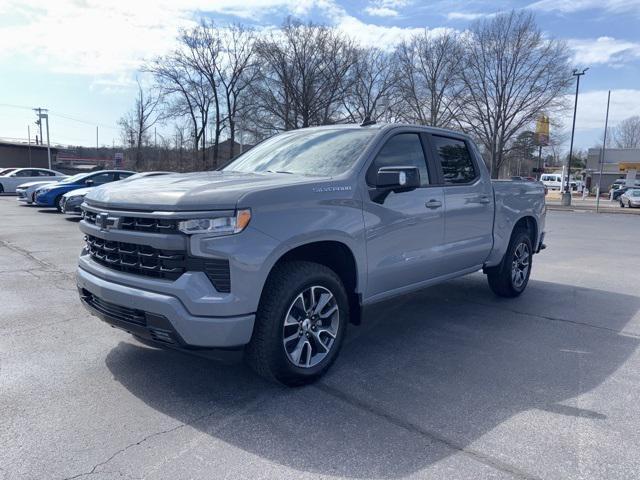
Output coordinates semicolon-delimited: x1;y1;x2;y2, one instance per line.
557;89;640;131
0;0;315;77
365;6;399;17
528;0;640;14
569;36;640;65
446;12;492;21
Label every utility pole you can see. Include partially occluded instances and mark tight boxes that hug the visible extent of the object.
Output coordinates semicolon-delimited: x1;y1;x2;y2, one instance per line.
34;107;43;145
34;108;52;169
28;125;32;167
96;126;99;158
562;68;589;206
596;90;611;214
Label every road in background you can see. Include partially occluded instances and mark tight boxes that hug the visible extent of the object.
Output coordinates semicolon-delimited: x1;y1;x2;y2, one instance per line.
1;197;639;480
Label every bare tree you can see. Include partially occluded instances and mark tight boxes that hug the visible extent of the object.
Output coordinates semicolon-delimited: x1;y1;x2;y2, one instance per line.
395;31;463;127
118;79;161;170
343;47;398;123
613;116;640;149
455;11;572;178
145;37;212;169
216;24;259;160
253;18;357;132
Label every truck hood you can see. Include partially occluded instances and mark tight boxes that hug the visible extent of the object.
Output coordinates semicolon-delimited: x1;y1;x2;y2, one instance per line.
84;171;318;211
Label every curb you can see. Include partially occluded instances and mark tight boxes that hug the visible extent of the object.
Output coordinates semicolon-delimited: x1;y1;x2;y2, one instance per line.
546;205;640;215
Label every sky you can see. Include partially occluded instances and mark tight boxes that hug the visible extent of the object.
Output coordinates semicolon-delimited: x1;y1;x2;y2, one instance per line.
0;0;639;153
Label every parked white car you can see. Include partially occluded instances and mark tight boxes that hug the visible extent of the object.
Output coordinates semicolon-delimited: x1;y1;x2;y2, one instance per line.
0;168;66;194
16;179;67;204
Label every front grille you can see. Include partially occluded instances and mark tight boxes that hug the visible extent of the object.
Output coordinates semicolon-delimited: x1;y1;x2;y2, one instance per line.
84;234;231;291
16;190;27;198
85;234;187;281
83;211;178;233
81;289;146;326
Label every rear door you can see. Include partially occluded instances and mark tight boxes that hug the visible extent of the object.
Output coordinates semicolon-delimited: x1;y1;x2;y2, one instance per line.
429;134;494;273
363;131;446;300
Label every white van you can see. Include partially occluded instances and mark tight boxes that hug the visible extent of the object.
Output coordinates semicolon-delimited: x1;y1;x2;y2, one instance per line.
541;174;579;191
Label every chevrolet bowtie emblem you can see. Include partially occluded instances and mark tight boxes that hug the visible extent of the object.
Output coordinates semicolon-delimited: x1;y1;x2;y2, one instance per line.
96;212;109;230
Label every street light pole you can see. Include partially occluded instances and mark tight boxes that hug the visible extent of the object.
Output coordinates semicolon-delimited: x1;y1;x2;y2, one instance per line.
596;90;611;213
562;68;589;206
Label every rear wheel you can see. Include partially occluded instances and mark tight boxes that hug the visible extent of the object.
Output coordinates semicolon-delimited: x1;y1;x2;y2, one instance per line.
486;228;532;298
245;261;348;386
0;184;4;194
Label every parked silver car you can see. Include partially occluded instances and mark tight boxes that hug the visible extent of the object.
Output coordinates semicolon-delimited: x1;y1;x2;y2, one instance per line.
620;188;640;208
0;168;66;193
16;179;68;204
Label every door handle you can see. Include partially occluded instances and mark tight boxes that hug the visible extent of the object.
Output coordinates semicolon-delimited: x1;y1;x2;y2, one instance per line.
477;195;491;204
425;199;442;209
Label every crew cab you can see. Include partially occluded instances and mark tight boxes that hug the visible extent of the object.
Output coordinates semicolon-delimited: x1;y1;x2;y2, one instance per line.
77;124;546;385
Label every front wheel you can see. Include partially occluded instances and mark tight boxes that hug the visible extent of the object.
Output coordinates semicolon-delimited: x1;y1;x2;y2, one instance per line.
620;200;625;207
245;261;348;386
486;229;533;298
55;195;64;213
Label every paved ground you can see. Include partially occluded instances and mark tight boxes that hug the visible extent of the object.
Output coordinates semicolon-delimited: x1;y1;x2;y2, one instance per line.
1;197;640;480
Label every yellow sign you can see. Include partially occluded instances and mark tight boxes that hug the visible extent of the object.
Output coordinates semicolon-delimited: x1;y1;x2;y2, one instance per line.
619;162;640;172
535;114;550;146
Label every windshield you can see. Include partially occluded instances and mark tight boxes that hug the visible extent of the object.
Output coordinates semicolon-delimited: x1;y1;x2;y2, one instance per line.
223;128;377;176
631;190;640;197
0;168;16;176
59;173;91;184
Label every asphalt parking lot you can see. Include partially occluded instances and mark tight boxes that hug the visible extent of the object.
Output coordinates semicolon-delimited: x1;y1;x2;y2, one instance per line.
2;197;640;480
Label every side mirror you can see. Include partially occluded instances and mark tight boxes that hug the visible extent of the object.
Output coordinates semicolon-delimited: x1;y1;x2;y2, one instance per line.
370;166;420;203
85;179;94;186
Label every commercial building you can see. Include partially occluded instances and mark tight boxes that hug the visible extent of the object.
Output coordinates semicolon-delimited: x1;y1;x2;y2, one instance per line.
585;147;640;191
0;140;58;169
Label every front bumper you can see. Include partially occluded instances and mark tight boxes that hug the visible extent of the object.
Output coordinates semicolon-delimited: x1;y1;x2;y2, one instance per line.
16;190;29;202
62;197;83;215
77;265;255;348
35;192;55;207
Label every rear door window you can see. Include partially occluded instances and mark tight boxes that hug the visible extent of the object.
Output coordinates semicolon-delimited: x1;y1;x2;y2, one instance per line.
432;136;477;185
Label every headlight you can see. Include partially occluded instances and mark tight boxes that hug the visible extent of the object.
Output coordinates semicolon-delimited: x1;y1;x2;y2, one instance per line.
178;209;251;236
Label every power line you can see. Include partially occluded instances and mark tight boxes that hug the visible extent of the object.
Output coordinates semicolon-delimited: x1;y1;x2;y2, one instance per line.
0;102;119;131
0;102;33;111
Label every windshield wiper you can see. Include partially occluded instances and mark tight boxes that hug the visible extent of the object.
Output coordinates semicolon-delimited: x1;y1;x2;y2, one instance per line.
266;170;295;175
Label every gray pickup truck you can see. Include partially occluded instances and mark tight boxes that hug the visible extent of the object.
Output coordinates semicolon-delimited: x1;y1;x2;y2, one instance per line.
77;124;546;385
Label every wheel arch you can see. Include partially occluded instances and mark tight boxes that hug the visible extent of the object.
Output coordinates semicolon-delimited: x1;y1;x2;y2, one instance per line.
513;215;538;248
262;240;362;325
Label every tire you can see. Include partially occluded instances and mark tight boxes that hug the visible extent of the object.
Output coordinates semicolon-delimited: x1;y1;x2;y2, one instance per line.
245;261;348;386
620;200;625;208
55;195;64;213
486;228;533;298
0;184;4;194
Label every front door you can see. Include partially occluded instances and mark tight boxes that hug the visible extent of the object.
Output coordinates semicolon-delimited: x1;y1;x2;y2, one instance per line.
363;132;446;301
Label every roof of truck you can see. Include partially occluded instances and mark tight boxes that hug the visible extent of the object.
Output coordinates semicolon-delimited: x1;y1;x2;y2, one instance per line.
299;122;474;140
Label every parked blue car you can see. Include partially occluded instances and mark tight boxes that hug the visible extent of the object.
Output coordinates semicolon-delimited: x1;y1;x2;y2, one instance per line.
35;170;135;211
